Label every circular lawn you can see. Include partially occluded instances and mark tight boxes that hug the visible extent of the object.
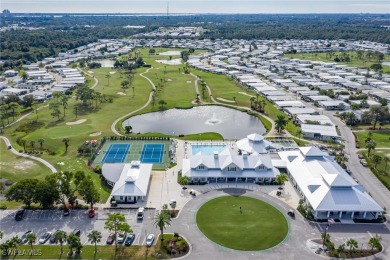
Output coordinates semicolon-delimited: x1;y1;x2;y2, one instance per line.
196;196;288;251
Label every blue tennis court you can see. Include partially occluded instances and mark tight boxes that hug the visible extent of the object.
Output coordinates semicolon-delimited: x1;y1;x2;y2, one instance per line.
102;144;130;163
141;144;164;163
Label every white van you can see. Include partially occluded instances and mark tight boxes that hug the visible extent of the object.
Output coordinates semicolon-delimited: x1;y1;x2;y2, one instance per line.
137;207;145;220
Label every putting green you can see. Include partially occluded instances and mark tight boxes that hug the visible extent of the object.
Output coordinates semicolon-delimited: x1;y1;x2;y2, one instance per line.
46;124;94;138
196;196;288;251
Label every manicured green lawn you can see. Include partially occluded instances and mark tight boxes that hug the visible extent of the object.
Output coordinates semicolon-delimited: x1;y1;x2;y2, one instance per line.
0;141;52;181
6;245;156;259
283;51;390;74
354;131;390;148
196;196;288;251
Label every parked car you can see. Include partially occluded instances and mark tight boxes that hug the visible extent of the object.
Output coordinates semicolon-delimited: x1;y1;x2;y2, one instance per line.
345;169;352;175
137;207;145;220
124;233;135;246
50;230;60;243
72;229;81;237
106;233;116;245
38;231;52;244
169;200;177;206
287;210;295;218
63;208;70;216
88;209;95;218
146;234;155;247
358;154;364;159
15;209;25;221
117;231;127;244
20;231;32;244
360;159;368;167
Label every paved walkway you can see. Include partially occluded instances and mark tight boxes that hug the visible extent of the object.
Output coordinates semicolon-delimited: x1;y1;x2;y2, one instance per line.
80;68;99;89
0;136;57;173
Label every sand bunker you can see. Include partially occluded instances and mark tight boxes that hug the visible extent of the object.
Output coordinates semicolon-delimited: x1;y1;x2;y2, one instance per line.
109;71;116;74
166;79;172;81
155;59;182;65
90;131;102;137
186;81;192;83
217;97;236;103
66;119;86;125
159;51;181;56
117;92;127;96
88;71;94;74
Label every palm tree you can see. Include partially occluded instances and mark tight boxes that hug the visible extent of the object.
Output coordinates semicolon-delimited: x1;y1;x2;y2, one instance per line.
276;173;288;188
346;238;358;253
87;230;102;256
365;140;376;157
371;154;382;169
20;139;27;152
338;244;346;258
26;232;37;252
62;138;70;153
365;132;373;142
53;230;67;255
67;233;81;256
275;115;288;133
153;212;171;246
250;97;255;109
132;86;135;97
105;73;111;88
384;157;390;174
0;230;3;239
9;102;21;122
261;100;266;112
30;140;35;151
232;96;236;103
38;138;45;150
368;235;382;253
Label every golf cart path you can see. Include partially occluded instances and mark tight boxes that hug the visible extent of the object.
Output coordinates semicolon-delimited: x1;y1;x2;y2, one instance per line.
0;136;57;173
110;68;155;136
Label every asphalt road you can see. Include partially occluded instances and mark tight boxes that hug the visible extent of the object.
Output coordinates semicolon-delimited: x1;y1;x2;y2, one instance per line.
322;110;390;211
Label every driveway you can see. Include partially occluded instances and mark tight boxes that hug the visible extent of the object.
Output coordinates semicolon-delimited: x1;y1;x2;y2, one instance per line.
0;208;155;246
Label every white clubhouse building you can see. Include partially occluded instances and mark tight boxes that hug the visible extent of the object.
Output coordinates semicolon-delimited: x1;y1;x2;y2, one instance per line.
182;148;280;184
102;161;152;204
278;147;383;220
183;139;383;220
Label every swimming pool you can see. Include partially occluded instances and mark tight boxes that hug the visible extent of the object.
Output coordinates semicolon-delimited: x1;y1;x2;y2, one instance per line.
192;145;227;155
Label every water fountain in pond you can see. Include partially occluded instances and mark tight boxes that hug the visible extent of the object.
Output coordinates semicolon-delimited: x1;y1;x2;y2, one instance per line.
205;112;222;125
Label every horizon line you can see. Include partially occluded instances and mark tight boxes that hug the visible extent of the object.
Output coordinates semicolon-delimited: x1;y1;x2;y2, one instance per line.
3;12;390;15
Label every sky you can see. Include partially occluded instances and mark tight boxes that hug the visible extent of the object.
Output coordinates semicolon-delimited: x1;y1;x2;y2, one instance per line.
1;0;390;14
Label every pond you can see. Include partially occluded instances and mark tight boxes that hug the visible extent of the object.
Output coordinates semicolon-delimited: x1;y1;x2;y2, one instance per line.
122;106;266;139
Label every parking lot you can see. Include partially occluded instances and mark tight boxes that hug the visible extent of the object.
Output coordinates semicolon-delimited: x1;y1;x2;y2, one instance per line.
0;208;158;246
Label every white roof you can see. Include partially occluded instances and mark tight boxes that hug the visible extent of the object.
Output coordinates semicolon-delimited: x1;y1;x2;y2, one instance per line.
183;148;279;179
103;162;152;197
236;133;275;154
301;124;339;137
278;148;382;212
296;114;334;126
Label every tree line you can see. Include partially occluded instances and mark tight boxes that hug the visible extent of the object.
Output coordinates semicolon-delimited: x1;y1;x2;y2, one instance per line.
5;171;100;209
1;14;389;71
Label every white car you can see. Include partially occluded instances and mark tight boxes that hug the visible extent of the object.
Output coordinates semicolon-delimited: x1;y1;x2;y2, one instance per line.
146;234;155;247
38;231;52;244
117;231;127;244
